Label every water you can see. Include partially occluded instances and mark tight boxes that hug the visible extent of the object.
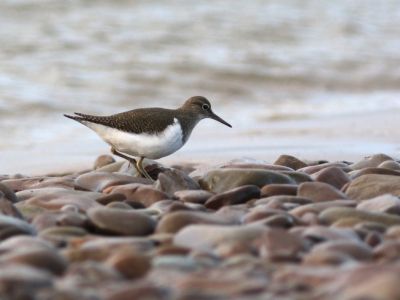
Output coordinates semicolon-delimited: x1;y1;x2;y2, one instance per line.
1;0;400;173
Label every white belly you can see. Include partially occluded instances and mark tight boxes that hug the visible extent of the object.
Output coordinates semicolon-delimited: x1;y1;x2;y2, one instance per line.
83;118;184;159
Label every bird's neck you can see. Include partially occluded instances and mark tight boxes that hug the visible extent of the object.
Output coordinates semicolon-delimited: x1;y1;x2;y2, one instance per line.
175;109;202;143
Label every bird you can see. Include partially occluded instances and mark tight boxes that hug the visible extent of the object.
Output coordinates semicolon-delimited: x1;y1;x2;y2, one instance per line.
64;96;232;180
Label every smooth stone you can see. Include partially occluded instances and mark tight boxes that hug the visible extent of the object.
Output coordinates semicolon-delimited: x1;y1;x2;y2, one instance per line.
199;168;295;193
280;171;313;184
95;160;125;173
298;162;351;175
104;282;167;300
274;154;307;170
155;169;200;196
243;207;295;224
0;264;53;295
349;167;400;180
302;250;354;266
319;207;400;226
105;249;151;279
205;185;260;209
350;153;394;170
301;226;360;242
379;160;400;171
0;247;67;275
255;195;312;208
105;183;169;207
94;154;116;169
374;240;400;261
0;182;19;203
310;240;372;261
364;231;382;247
174;190;214;204
258;228;305;261
356;194;400;214
62;261;122;287
321;265;400;300
260;184;298;197
2;176;75;192
75;171;150;192
96;193;126;205
174;224;268;251
385;225;400;239
156;211;233;234
87;207;156;236
67;237;154;262
297;182;348;202
16;188;103;212
221;162;293;171
312;166;350;190
214;206;249;223
0;215;36;240
108;202;134;210
290;200;357;218
39;226;88;245
152;255;199;271
0;194;23;218
14;204;47;221
345;174;400;200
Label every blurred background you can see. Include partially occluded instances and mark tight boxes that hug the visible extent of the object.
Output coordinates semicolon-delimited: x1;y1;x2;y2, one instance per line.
1;0;400;174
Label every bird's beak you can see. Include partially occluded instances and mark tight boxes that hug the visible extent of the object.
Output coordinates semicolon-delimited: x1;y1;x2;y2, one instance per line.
209;111;232;128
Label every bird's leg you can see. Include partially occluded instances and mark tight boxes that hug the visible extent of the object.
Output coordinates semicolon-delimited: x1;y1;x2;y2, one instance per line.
137;156;154;181
110;147;139;173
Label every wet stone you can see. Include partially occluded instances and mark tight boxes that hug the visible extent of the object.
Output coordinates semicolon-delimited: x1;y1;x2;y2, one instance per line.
0;182;19;203
297;182;348;202
0;214;36;241
156;211;233;234
356;194;400;214
260;184;298;197
174;190;214;204
350;153;394;170
94;154;116;169
105;183;169;207
87;207;156;236
274;154;308;170
298;162;351;175
75;171;149;192
345;174;400;200
199;168;295;193
205;185;260;209
155;168;200;196
312;166;350;190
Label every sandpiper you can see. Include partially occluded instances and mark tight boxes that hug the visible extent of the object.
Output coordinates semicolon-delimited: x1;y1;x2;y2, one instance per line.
64;96;232;180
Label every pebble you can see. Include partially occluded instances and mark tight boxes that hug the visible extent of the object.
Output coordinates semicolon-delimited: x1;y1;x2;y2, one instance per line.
260;184;298;197
105;249;151;279
199;168;295;193
74;172;149;192
174;224;267;251
87;207;156;236
94;154;116;169
310;240;373;261
298;162;351;175
155;169;200;196
0;182;19;202
105;183;169;207
274;154;308;170
378;160;400;171
156;211;233;234
205;185;260;209
0;214;36;240
0;193;23;218
350;153;394;170
319;207;400;226
312;166;350;190
345;174;400;200
258;228;305;261
297;182;348;202
356;194;400;214
174;189;214;204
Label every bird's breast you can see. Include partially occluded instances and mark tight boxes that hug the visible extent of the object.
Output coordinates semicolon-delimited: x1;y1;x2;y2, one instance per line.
85;118;185;159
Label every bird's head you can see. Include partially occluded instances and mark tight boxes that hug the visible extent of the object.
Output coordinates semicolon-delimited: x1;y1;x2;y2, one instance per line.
180;96;232;128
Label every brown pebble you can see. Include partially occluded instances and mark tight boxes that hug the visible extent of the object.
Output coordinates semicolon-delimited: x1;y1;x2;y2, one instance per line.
205;185;260;209
312;166;350;190
298;182;348;202
105;249;151;279
260;184;298;197
94;154;116;169
274;154;307;170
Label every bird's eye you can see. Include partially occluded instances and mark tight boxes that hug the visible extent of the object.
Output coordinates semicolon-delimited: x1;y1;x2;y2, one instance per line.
202;104;210;110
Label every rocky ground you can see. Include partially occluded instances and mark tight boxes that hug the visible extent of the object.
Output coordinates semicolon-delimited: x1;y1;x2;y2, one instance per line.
1;153;400;299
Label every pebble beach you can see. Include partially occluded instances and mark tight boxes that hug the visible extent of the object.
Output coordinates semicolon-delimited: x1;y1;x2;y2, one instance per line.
2;153;400;299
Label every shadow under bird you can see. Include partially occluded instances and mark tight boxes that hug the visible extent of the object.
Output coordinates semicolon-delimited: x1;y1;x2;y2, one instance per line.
64;96;232;180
